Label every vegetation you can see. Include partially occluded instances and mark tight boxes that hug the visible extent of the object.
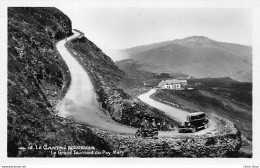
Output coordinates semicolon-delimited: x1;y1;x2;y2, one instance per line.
8;7;113;157
66;35;179;130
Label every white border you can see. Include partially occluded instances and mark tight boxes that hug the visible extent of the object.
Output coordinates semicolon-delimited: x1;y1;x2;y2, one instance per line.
1;0;260;167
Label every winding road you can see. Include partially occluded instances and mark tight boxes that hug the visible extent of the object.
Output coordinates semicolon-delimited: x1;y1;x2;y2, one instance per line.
55;30;136;134
138;89;188;123
138;89;216;136
55;30;215;137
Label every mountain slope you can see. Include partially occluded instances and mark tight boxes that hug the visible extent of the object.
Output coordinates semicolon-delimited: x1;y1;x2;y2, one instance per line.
8;7;180;157
65;31;179;130
114;36;252;82
8;7;112;157
153;77;252;156
116;59;190;87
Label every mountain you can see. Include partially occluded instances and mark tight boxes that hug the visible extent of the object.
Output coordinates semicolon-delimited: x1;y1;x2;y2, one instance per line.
113;36;252;82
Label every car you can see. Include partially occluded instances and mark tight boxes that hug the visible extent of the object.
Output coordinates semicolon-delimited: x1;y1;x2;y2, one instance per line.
178;112;209;133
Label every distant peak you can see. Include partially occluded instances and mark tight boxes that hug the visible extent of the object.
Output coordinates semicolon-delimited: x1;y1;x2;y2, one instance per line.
183;36;212;42
174;36;214;47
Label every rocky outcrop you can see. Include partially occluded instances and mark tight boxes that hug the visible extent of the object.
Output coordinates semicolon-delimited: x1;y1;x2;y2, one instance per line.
8;7;73;107
92;115;242;157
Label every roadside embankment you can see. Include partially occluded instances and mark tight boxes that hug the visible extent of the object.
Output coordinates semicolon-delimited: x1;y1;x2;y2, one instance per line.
91;114;241;157
65;31;179;130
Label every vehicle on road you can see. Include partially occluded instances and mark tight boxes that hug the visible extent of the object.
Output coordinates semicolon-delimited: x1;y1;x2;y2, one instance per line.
178;112;209;133
135;127;158;138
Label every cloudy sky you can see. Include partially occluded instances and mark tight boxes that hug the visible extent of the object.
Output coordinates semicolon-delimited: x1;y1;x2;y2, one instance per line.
58;6;252;50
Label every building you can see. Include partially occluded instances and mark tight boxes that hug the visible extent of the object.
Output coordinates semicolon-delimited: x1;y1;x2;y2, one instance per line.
158;79;187;90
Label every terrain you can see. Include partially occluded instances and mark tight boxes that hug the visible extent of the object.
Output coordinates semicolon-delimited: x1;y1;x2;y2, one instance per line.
56;30;136;134
8;7;115;157
116;58;190;85
115;37;252;156
65;31;244;157
59;32;243;157
114;36;252;82
8;7;180;157
8;7;244;158
152;77;252;156
56;31;216;137
65;31;179;131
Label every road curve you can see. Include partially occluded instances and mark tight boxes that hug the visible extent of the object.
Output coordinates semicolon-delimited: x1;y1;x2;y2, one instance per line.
55;30;136;135
138;89;189;123
55;30;214;137
138;89;216;136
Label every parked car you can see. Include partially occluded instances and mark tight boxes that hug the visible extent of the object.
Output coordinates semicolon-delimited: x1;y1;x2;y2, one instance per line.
178;112;209;133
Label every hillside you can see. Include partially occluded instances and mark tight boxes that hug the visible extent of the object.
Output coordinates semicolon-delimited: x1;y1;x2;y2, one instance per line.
8;7;113;157
152;77;252;156
65;32;179;130
8;7;245;158
65;34;244;157
113;36;252;82
116;59;191;85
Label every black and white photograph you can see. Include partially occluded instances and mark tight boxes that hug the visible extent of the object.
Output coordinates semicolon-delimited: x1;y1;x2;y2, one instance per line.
1;0;260;167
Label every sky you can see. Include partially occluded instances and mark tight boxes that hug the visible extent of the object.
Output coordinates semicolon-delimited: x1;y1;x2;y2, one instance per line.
58;6;252;50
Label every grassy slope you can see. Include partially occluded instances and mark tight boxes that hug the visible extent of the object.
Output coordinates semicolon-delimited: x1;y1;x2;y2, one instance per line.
8;7;112;157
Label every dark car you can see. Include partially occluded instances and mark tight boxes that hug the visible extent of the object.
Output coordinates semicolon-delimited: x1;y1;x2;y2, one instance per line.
178;112;209;133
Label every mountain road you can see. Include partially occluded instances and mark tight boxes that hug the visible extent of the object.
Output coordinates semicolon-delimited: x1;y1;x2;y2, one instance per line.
55;30;136;135
55;30;215;137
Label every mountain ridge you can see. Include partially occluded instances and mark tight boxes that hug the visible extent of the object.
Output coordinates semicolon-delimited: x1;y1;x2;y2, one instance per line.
108;35;250;54
113;36;252;82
